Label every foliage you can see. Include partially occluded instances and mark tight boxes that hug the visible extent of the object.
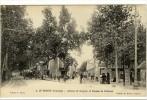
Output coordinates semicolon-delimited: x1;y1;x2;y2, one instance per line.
137;24;146;64
1;5;34;71
59;6;82;51
64;54;77;71
33;6;83;70
33;7;58;62
88;5;146;68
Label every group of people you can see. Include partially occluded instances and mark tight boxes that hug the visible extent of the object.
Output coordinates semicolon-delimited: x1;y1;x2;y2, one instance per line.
80;71;110;84
44;71;76;83
21;68;77;83
100;72;110;84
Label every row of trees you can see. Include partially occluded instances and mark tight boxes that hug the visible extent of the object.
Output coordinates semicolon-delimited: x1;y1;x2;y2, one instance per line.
1;6;35;82
87;5;146;84
1;5;146;84
1;6;87;80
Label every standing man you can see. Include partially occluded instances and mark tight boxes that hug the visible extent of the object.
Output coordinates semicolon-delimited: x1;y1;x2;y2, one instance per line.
106;72;110;84
83;72;87;83
130;71;133;85
102;73;106;84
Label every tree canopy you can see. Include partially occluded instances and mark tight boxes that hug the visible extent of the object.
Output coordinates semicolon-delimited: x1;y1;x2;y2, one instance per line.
32;6;81;70
1;6;34;71
88;5;146;68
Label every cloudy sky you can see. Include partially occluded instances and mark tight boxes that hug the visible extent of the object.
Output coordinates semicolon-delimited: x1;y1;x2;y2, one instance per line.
25;5;147;68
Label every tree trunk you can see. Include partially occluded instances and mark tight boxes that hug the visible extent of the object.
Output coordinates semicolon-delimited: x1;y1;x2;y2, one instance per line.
54;56;60;79
29;59;31;68
2;52;8;82
123;56;125;86
106;53;109;73
128;62;132;85
6;52;8;70
2;53;6;82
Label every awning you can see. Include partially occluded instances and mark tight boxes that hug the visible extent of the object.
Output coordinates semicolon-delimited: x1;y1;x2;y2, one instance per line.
138;61;146;69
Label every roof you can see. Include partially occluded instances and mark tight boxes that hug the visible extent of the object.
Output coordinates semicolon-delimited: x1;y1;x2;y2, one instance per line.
138;61;146;69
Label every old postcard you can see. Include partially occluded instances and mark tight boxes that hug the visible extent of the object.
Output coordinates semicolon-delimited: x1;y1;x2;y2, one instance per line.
0;5;146;98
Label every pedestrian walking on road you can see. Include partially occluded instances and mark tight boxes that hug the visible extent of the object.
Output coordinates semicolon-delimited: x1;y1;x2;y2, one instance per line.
80;72;83;83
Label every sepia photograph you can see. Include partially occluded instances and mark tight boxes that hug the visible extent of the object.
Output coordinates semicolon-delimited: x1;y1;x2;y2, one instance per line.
0;5;146;98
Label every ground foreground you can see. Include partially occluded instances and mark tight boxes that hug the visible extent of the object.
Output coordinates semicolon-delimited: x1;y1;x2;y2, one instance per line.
1;76;146;98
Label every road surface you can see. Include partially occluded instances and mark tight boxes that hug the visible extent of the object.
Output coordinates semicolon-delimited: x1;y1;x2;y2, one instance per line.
1;76;146;98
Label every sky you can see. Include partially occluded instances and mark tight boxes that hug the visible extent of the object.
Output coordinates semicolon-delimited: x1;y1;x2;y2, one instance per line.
25;5;147;68
25;5;96;31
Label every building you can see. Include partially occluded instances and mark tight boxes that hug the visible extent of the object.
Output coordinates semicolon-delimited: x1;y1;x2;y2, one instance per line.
48;57;64;77
67;62;77;78
86;59;106;81
86;59;95;78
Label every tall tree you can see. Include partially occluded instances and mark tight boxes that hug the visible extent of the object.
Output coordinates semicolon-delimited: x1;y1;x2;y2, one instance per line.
34;7;58;62
137;24;146;64
59;6;81;52
1;6;34;82
34;6;82;75
1;6;34;71
88;5;134;83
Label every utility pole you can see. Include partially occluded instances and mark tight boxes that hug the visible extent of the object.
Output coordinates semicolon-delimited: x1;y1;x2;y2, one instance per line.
0;12;2;84
114;28;119;84
134;5;138;88
122;30;125;86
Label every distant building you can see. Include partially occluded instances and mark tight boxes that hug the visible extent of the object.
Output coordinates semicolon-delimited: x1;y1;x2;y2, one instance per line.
67;62;77;78
48;57;64;77
86;59;95;77
36;57;78;79
86;59;106;81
